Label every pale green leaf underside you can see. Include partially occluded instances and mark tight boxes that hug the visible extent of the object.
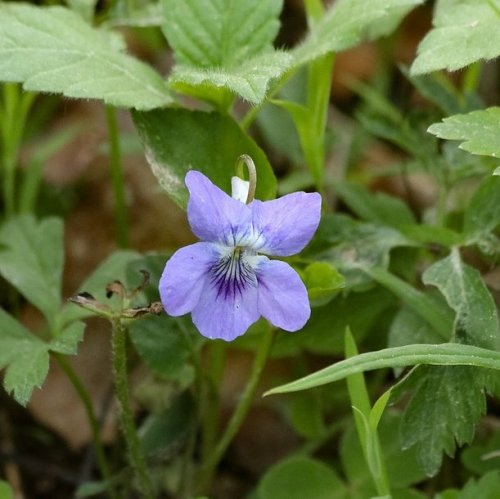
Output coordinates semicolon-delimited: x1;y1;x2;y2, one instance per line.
0;4;172;110
162;0;283;67
265;343;500;395
423;249;500;349
293;0;423;66
169;51;292;104
428;107;500;159
161;0;285;103
401;365;489;476
411;0;500;74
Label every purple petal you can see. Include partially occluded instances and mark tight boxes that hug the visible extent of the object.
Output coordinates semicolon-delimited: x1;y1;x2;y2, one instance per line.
251;192;321;256
186;171;252;244
159;242;218;316
256;259;310;331
191;276;260;341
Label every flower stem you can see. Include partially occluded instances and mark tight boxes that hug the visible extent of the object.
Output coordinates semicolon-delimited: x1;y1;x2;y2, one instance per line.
197;329;274;493
54;354;118;499
105;106;129;249
236;154;257;204
111;318;155;498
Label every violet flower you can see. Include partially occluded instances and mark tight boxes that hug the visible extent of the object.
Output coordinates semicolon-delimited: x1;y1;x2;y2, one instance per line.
159;170;321;341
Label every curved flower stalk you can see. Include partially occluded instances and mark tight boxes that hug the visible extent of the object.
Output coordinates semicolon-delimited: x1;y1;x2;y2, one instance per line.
159;170;321;341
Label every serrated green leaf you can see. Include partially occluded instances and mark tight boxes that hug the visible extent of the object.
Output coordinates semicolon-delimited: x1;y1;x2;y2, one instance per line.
0;309;49;405
257;456;348;499
0;216;63;323
422;249;500;349
169;51;292;105
428;107;500;160
265;343;500;395
129;315;190;380
293;0;422;66
411;0;500;75
50;321;85;355
133;108;276;207
400;365;490;476
162;0;282;67
463;174;500;237
0;309;84;405
0;4;172;110
161;0;288;104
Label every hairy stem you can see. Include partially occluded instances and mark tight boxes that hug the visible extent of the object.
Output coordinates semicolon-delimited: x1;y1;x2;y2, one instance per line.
111;318;154;498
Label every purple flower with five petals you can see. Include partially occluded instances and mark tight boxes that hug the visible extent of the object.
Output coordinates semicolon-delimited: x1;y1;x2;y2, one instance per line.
159;171;321;341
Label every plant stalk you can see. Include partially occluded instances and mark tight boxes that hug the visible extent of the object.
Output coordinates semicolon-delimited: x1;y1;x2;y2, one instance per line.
197;329;274;493
111;318;155;498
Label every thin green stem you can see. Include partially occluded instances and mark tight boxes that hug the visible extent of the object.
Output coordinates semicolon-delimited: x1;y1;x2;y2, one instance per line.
105;106;129;249
197;329;275;494
201;340;227;463
111;318;155;498
1;84;34;218
55;354;118;499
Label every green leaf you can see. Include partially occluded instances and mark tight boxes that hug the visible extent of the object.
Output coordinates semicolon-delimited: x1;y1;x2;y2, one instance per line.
318;218;413;289
388;305;443;351
161;0;290;104
0;481;13;499
257;456;348;499
50;321;86;355
303;261;345;305
162;0;282;67
0;309;84;405
169;52;292;106
463;174;500;237
293;0;422;66
461;431;500;475
140;392;194;457
455;471;500;499
289;391;326;439
400;365;490;476
368;267;454;340
133;108;276;207
0;4;172;110
428;108;500;160
334;182;416;228
0;216;63;323
0;309;49;405
264;343;500;395
422;249;500;349
411;0;500;75
129;315;190;380
279;286;394;357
